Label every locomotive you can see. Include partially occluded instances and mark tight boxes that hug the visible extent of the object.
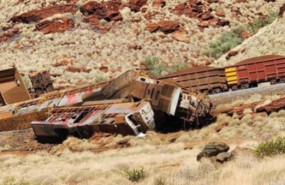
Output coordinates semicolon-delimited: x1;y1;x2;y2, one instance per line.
159;55;285;94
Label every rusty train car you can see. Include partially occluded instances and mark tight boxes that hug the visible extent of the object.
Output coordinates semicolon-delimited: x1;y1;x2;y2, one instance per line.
31;100;155;141
160;55;285;93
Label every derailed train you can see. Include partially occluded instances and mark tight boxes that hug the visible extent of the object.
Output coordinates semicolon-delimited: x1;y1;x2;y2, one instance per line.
159;55;285;94
31;71;212;141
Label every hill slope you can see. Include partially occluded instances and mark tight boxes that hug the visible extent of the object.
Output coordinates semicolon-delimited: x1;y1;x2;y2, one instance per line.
0;0;283;88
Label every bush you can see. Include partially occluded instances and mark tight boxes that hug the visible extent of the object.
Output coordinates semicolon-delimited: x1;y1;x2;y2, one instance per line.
95;76;108;83
255;137;285;158
202;27;244;59
248;12;277;35
203;13;278;59
125;168;145;182
145;56;188;78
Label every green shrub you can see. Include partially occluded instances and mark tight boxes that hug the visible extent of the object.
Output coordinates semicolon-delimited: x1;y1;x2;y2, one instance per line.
125;168;145;182
145;56;188;78
255;137;285;158
202;27;244;59
203;13;278;59
95;76;108;83
248;12;277;34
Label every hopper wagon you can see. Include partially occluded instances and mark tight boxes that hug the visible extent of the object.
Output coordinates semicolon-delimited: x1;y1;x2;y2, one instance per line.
160;55;285;93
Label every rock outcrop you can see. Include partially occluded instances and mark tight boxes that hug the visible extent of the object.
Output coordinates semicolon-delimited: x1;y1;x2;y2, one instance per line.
127;0;147;12
173;0;229;28
11;5;77;23
36;17;74;34
146;21;180;34
0;28;20;42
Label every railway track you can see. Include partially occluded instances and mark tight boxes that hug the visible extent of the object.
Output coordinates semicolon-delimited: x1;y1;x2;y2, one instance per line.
209;83;285;106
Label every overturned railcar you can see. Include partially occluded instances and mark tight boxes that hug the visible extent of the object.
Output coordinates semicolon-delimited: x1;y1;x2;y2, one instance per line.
31;100;155;141
0;67;31;106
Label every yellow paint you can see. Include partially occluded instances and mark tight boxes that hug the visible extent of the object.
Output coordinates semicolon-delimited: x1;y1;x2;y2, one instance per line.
225;67;237;73
225;72;237;77
227;76;238;81
225;67;238;85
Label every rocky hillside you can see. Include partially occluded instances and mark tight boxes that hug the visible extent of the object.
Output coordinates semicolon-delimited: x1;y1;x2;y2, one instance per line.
214;4;285;66
0;0;283;88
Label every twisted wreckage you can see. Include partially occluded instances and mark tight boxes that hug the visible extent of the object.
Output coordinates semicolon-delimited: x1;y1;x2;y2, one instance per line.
0;68;212;141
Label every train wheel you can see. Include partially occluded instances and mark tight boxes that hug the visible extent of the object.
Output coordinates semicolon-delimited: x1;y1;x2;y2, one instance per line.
270;79;277;85
241;84;249;89
212;88;222;94
280;78;285;83
231;85;238;91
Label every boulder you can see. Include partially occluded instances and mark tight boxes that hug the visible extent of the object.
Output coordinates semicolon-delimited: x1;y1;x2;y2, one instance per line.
216;9;225;17
80;1;107;18
240;30;250;39
198;21;210;28
171;29;190;43
279;3;285;17
99;66;109;73
80;1;122;21
218;19;230;26
0;28;20;43
226;50;238;59
159;21;180;33
35;17;74;34
104;10;123;22
146;23;160;32
200;11;213;20
84;15;100;25
127;0;147;12
153;0;166;8
216;152;233;163
11;5;77;23
197;142;230;161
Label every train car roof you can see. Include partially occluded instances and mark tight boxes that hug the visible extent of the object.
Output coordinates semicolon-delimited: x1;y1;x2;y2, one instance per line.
235;55;285;66
159;66;220;79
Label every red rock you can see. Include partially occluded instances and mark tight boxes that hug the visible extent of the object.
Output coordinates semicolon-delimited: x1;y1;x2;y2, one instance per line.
172;3;187;15
35;17;74;34
198;21;210;27
104;10;123;21
99;66;109;73
11;5;77;23
216;9;225;17
209;17;220;27
128;44;142;50
0;28;20;43
226;50;238;60
240;30;250;39
208;0;219;3
218;19;230;26
127;0;147;12
146;23;160;32
200;11;213;20
80;1;107;18
84;15;100;25
80;1;122;21
153;0;166;8
279;3;285;17
171;29;190;43
159;21;180;33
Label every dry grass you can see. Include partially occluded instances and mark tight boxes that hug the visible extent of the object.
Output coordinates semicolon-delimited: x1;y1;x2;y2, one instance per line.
1;136;285;185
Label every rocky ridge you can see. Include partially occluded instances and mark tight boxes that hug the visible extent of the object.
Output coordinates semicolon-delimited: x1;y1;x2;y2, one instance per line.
0;0;282;88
